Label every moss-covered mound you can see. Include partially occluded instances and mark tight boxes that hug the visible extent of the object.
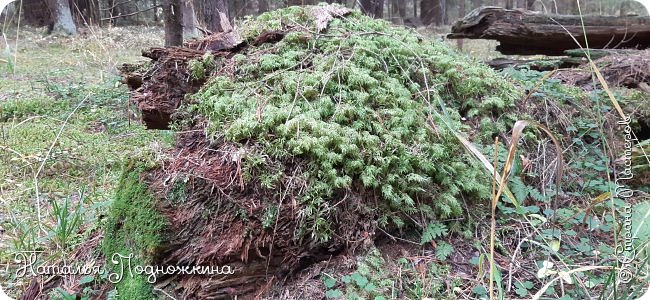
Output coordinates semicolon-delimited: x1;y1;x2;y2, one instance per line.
110;4;523;298
190;5;519;241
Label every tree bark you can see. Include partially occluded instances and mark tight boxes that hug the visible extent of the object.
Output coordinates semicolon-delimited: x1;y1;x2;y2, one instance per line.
516;0;525;9
526;0;535;10
457;0;465;49
288;0;317;5
440;0;452;25
73;0;100;26
163;0;183;46
420;0;444;26
448;7;650;55
420;0;432;25
182;0;198;38
568;0;579;14
203;0;231;33
472;0;481;10
258;0;269;14
23;0;52;27
360;0;384;18
391;0;406;21
47;0;77;34
229;0;245;19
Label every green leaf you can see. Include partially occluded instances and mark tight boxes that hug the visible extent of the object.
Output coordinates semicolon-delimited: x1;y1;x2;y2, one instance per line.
545;286;556;295
323;276;336;289
79;275;94;285
473;285;488;295
549;240;560;252
341;275;351;284
351;273;368;288
364;282;376;292
515;287;528;297
435;241;454;260
325;289;343;299
523;281;533;289
421;223;448;244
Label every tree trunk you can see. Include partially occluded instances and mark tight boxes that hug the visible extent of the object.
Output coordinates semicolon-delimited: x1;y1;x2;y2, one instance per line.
568;0;579;14
413;0;417;17
23;0;52;27
258;0;269;14
164;0;183;46
526;0;535;10
288;0;317;5
153;0;159;21
420;0;444;26
516;0;525;9
182;0;198;38
443;0;450;24
472;0;481;10
73;0;99;26
505;0;514;9
457;0;465;49
448;7;650;55
229;0;246;19
203;0;231;33
47;0;77;35
420;0;432;25
360;0;384;18
391;0;406;21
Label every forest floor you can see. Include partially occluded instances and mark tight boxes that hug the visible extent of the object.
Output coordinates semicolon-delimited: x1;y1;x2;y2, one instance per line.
0;26;172;298
0;17;649;300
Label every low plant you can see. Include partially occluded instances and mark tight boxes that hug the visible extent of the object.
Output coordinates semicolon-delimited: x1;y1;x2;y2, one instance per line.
47;190;85;250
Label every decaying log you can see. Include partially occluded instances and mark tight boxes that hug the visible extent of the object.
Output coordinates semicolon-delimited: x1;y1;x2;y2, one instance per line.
448;7;650;55
552;49;650;91
485;57;585;71
562;48;642;59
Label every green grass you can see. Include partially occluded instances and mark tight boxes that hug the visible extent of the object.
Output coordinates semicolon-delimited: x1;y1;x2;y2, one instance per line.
0;26;170;298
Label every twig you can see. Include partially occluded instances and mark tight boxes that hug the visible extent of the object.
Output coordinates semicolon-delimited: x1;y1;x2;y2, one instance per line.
100;5;161;21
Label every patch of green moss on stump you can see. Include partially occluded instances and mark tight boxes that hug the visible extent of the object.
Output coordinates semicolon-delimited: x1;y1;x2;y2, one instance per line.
102;162;167;299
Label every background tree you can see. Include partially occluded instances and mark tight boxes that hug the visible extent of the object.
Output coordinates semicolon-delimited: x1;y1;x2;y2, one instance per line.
360;0;385;18
258;0;268;14
47;0;77;34
421;0;445;26
163;0;182;46
203;0;231;32
391;0;407;23
13;0;639;39
23;0;52;27
182;0;198;37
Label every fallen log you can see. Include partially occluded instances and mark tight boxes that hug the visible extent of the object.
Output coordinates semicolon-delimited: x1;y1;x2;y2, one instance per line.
485;57;584;71
448;7;650;55
552;49;650;91
562;48;642;59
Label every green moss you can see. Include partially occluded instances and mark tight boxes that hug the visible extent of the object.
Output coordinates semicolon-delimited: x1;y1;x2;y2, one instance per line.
102;161;167;299
113;275;156;300
191;5;520;242
188;53;219;81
